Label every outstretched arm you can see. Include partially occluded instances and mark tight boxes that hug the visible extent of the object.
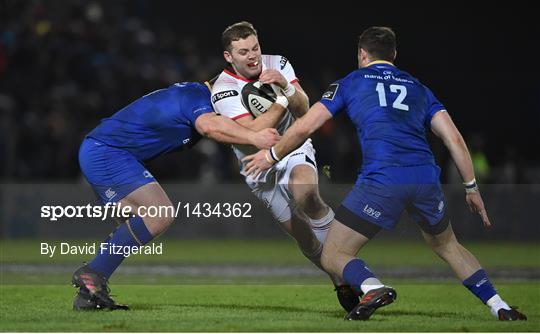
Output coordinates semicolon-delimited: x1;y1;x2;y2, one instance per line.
243;102;332;175
195;113;280;149
431;111;491;228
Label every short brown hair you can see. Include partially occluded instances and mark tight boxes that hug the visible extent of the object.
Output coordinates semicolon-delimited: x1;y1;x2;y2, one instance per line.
222;21;258;51
358;26;396;62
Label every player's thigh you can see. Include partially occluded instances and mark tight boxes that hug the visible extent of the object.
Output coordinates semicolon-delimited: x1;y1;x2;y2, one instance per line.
288;164;322;204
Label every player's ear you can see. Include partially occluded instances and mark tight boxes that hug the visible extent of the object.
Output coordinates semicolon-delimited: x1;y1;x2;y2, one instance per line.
224;50;232;64
392;50;397;62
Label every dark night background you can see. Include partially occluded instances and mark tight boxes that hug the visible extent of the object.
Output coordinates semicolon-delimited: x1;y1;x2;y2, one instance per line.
1;1;538;183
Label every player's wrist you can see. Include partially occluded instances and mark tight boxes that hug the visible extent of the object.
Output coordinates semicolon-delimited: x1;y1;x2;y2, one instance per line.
275;95;289;109
282;82;296;97
463;178;479;193
269;146;280;162
264;150;274;164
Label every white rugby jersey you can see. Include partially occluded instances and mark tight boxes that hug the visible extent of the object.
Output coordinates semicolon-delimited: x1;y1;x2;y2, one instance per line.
211;54;300;175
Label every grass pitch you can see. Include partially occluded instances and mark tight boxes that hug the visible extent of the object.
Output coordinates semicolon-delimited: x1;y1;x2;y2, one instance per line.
1;283;538;332
1;239;539;331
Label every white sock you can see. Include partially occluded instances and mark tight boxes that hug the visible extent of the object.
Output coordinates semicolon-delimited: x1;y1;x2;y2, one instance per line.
486;294;510;318
360;277;384;295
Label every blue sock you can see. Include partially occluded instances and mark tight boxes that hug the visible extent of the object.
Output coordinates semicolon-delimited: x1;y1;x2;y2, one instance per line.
463;269;497;304
89;216;153;279
343;259;377;294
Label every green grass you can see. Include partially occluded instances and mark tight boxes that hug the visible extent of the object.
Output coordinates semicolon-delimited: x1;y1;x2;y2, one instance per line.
2;239;539;267
1;283;538;332
1;239;539;331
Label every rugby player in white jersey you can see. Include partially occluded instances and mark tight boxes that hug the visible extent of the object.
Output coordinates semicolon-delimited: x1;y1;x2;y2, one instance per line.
209;21;358;311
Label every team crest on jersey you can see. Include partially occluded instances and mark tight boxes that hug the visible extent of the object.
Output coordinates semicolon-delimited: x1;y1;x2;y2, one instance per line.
280;56;288;70
322;83;339;100
212;90;238;103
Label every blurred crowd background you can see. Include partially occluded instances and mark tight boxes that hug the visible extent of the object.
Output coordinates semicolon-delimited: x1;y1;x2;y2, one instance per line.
1;1;538;184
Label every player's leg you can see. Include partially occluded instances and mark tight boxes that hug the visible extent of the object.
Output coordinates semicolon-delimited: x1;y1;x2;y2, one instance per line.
86;182;173;278
287;164;334;243
277;213;359;312
321;179;406;320
321;213;396;320
288;164;328;219
410;166;526;321
285;160;359;310
73;139;173;310
420;223;527;321
73;182;173;310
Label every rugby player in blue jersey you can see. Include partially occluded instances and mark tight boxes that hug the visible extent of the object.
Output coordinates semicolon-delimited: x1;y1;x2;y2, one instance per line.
244;27;526;321
72;82;281;310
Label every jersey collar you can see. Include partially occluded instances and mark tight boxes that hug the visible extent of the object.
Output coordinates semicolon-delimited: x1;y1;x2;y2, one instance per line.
366;60;395;67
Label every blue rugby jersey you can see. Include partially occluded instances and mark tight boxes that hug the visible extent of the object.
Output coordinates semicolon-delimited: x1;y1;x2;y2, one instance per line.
87;82;213;161
320;61;446;172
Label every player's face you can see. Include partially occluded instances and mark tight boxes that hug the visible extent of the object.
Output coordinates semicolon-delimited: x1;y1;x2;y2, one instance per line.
224;35;262;79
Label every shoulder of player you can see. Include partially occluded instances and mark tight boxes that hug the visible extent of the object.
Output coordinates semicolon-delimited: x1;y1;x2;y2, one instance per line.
210;74;242;106
262;54;292;71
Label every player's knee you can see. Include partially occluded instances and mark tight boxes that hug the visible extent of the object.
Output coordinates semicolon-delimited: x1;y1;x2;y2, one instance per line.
289;177;324;216
297;188;324;213
140;202;175;236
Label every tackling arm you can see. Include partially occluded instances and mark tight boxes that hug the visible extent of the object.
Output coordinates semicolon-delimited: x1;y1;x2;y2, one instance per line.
274;102;332;158
242;102;332;176
195;113;280;149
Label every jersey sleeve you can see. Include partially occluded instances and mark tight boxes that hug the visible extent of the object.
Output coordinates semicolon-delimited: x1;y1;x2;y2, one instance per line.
318;79;346;116
211;84;250;121
423;85;447;128
276;55;298;84
183;83;215;124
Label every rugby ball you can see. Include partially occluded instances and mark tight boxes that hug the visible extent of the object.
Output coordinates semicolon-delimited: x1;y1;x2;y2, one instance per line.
241;81;278;117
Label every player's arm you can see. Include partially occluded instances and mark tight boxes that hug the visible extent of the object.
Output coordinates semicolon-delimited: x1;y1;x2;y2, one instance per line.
243;102;332;175
259;69;309;118
195;113;280;149
235;98;289;131
431;111;491;228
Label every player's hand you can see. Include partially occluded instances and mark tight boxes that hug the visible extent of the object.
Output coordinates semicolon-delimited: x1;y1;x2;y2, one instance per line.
465;192;491;228
251;128;281;149
242;150;274;177
259;69;288;89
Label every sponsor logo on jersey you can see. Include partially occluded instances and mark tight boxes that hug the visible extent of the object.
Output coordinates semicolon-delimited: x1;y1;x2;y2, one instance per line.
322;83;339;100
105;188;117;200
280;56;288;70
143;170;153;178
212;90;239;103
363;204;381;219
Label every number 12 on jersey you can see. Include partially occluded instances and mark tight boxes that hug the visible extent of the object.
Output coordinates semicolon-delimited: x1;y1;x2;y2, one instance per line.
376;82;409;111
